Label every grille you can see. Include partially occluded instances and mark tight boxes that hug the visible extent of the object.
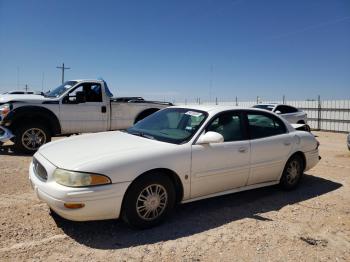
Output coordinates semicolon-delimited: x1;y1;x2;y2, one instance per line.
33;158;48;181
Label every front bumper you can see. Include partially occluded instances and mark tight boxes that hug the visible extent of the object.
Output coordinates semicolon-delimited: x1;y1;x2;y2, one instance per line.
29;153;131;221
0;126;13;143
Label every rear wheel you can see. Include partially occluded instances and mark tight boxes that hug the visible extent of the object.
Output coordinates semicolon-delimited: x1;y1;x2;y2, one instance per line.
122;173;175;229
13;123;51;154
280;154;304;190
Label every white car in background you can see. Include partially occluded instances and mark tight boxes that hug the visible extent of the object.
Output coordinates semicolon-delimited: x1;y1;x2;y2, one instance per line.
29;106;320;229
253;104;308;125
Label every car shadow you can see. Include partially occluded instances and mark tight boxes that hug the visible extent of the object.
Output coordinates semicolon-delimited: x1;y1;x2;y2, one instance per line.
0;144;33;156
52;174;341;250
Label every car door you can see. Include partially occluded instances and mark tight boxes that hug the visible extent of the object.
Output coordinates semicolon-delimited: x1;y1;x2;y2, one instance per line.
59;82;108;134
246;111;293;185
191;111;250;198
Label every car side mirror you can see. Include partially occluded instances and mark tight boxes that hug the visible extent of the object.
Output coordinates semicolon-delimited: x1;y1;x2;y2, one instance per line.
275;110;281;114
76;91;86;103
196;131;224;145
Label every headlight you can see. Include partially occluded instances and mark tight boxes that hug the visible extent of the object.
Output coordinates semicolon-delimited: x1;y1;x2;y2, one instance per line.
53;168;111;187
0;103;12;117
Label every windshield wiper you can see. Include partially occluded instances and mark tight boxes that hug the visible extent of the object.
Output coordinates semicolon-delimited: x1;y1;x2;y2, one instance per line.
129;131;155;140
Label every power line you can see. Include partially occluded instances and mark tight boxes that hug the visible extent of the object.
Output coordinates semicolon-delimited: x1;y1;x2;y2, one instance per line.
56;63;71;84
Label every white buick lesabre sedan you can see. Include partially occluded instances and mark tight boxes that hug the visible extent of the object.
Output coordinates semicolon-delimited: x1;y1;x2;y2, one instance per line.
29;105;320;228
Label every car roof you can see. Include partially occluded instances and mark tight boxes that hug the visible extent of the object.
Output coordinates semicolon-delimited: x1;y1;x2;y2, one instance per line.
70;79;104;83
171;104;272;114
255;103;297;108
254;103;278;106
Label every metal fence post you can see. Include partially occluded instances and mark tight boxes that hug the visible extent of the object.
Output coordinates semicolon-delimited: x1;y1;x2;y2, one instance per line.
283;95;285;104
215;97;218;105
317;95;321;130
235;96;238;106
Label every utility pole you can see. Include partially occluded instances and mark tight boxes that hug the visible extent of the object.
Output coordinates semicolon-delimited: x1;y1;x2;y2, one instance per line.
17;67;20;89
25;84;28;92
41;72;45;91
56;63;70;84
209;64;213;102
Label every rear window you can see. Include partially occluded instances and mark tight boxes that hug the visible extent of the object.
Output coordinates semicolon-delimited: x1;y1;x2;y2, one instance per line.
275;105;298;114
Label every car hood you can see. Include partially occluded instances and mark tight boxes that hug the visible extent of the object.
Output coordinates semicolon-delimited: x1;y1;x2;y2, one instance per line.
0;94;49;104
38;131;173;170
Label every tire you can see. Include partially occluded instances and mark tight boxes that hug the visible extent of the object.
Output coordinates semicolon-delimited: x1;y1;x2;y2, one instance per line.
280;154;304;190
304;124;311;132
122;173;176;229
13;123;51;154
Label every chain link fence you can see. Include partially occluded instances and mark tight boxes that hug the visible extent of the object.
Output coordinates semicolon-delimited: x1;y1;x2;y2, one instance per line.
176;96;350;133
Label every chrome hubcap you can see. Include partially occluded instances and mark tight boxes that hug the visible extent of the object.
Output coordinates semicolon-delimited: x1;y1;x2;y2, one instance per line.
136;184;168;221
286;160;300;184
22;128;46;150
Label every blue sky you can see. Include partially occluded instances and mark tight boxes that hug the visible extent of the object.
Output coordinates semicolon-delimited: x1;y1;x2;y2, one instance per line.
0;0;349;102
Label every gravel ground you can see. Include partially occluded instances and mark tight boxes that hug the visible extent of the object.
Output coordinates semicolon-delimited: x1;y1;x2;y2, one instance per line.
0;131;349;261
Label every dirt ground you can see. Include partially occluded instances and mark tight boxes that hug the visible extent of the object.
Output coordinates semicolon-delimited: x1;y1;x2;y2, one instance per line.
0;131;349;261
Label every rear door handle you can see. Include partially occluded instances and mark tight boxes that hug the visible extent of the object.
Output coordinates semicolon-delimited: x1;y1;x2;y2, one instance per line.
238;147;248;153
101;106;107;113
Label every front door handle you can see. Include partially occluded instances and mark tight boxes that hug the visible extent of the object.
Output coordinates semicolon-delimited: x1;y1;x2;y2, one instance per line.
238;147;248;153
101;106;107;113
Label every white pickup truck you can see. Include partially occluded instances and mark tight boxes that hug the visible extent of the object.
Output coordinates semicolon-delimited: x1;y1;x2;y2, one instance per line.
0;79;171;153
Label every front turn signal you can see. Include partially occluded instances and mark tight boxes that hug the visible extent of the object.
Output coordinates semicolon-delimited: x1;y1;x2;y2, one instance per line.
64;203;85;209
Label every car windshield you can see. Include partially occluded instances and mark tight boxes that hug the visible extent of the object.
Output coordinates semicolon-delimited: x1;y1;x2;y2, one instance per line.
127;108;208;144
252;105;275;111
45;81;78;97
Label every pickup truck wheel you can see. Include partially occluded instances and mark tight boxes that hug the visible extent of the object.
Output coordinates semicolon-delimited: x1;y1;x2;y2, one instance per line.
122;173;175;229
280;154;304;190
13;124;51;154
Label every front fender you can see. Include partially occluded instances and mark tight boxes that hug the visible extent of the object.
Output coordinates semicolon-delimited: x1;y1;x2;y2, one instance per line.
3;105;61;135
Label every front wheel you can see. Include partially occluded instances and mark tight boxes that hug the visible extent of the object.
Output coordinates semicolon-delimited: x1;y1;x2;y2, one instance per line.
122;173;175;229
280;155;304;190
13;123;51;154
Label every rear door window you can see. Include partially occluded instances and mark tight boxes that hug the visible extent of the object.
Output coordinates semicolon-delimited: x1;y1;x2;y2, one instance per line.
247;112;287;139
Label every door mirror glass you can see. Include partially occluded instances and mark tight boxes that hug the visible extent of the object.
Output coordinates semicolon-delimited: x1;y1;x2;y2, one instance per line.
76;91;86;103
196;131;224;145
